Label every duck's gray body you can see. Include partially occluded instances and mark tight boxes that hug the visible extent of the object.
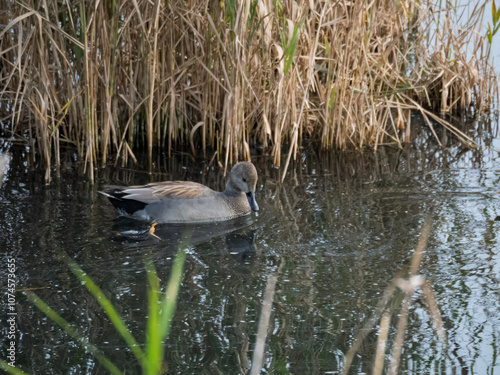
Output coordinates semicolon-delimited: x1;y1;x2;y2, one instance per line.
102;162;259;224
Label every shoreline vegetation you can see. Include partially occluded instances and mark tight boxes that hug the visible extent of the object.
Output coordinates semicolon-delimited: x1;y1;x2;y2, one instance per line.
1;0;499;182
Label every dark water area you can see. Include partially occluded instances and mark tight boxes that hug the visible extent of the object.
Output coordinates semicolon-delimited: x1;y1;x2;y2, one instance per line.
1;113;500;374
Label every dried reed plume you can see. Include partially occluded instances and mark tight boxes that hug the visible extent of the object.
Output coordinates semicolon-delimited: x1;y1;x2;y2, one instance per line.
1;0;498;182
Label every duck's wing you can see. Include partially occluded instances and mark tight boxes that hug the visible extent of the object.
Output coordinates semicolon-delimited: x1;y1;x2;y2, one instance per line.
116;181;214;204
148;181;215;199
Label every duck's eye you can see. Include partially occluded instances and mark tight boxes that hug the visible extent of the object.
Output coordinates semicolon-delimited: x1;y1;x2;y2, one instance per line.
242;178;247;182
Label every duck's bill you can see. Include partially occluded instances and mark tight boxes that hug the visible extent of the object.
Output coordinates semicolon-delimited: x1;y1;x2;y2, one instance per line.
246;192;259;211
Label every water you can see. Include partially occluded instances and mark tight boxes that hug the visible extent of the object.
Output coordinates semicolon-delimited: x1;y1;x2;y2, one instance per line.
1;113;500;374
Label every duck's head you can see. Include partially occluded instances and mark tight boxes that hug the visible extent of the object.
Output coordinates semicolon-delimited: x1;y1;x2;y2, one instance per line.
228;161;259;211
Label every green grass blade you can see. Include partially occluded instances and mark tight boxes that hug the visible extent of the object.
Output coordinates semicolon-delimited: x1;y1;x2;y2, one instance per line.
284;18;303;75
226;0;236;29
0;360;30;375
494;22;500;36
144;234;190;375
145;261;161;375
493;0;499;25
67;262;145;365
158;240;188;339
25;292;124;375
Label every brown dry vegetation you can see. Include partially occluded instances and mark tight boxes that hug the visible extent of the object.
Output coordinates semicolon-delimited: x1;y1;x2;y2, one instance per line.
0;0;498;182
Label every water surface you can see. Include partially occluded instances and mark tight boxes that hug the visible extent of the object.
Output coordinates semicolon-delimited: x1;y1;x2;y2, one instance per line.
1;114;500;374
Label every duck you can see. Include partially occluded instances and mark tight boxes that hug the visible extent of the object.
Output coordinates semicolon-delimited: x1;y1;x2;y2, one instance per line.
101;161;259;224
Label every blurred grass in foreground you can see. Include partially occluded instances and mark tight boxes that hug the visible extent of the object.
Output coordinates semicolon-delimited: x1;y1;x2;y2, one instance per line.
1;235;188;374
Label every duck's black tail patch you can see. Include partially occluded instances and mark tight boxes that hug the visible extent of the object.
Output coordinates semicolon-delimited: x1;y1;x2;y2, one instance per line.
100;190;148;216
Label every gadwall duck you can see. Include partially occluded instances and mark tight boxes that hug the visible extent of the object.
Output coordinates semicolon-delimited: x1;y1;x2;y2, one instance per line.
102;162;259;224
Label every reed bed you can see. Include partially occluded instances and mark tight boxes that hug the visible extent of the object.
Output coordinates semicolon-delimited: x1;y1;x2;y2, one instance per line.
1;0;498;182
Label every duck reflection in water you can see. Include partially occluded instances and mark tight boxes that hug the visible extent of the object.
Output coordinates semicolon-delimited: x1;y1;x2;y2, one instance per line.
110;214;258;262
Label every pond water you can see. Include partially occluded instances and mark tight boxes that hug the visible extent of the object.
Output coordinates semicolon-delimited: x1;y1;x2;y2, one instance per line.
1;113;500;374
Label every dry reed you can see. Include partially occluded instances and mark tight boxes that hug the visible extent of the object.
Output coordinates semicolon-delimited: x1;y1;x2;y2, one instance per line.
341;217;447;374
0;0;498;182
